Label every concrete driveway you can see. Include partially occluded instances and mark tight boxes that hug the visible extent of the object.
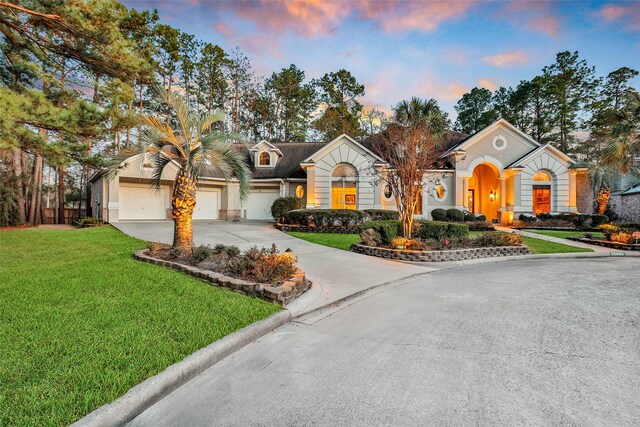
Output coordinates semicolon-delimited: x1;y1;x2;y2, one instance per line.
113;220;436;314
128;258;640;426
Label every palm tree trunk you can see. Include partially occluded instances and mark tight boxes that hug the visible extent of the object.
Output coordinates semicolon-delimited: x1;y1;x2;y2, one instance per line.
596;188;610;215
172;167;196;253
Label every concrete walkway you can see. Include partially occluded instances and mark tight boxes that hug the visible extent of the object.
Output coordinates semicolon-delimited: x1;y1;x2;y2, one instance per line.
495;226;612;252
113;221;437;315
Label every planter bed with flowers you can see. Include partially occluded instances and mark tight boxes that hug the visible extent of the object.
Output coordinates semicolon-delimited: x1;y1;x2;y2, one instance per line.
566;223;640;251
353;220;530;262
136;243;311;305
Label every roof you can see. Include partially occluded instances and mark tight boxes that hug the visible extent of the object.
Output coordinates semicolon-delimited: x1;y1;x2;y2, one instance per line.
235;142;327;180
506;142;575;169
623;183;640;195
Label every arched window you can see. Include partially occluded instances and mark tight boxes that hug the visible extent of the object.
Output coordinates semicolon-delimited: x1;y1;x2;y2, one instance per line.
532;170;552;214
331;164;358;210
434;182;447;202
295;185;305;198
259;152;271;166
383;183;393;200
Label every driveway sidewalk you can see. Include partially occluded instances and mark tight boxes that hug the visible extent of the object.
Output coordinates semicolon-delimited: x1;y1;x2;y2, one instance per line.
113;220;436;315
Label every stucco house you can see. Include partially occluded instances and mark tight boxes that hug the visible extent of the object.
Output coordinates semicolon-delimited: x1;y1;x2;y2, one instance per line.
90;119;592;224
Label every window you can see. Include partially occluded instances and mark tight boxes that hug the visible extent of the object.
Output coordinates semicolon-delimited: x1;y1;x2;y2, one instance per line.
383;184;393;200
295;185;304;198
533;170;551;181
259;152;271;166
532;170;551;214
331;163;358;210
492;135;507;151
433;182;447;202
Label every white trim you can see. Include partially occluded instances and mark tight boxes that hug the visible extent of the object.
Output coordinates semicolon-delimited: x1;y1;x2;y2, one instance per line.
510;143;574;168
249;140;283;156
459;155;507;178
492;135;507;151
302;133;385;164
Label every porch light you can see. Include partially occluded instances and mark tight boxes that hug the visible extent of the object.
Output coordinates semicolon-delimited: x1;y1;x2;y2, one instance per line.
489;190;496;202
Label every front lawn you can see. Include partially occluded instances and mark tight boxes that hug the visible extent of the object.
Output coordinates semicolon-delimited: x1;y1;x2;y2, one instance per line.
287;231;592;255
0;226;279;427
523;229;605;239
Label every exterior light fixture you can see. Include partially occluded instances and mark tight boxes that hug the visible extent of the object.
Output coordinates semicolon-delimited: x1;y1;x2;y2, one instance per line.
489;190;496;202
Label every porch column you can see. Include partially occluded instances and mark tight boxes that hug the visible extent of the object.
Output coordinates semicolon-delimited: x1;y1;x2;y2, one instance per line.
569;170;578;212
499;177;507;210
107;178;119;222
512;170;522;211
455;176;465;210
305;165;316;209
462;177;469;210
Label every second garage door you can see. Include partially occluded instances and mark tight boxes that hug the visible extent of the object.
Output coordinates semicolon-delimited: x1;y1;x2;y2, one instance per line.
244;188;280;220
119;184;168;220
193;188;220;220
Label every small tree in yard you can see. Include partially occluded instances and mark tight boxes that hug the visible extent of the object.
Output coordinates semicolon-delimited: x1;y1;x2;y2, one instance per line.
110;87;250;254
369;97;447;238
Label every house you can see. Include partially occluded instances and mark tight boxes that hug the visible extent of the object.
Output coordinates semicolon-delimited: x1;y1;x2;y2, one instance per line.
90;119;592;224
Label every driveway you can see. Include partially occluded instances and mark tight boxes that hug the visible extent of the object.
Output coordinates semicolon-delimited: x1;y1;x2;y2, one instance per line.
128;258;640;426
113;220;435;314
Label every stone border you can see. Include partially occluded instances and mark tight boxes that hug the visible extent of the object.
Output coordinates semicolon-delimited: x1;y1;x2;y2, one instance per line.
275;223;360;234
351;242;530;262
567;237;640;251
134;250;310;305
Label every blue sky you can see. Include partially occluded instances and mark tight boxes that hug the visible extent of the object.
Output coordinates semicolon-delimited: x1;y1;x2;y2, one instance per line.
123;0;640;117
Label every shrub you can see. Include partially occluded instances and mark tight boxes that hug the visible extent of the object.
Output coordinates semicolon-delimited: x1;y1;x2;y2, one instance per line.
193;245;212;263
518;213;537;223
591;214;609;227
616;222;640;232
284;209;365;226
415;221;469;240
475;213;487;221
391;237;409;248
473;232;522;247
147;241;167;256
446;208;465;222
463;210;475;222
76;217;103;227
430;208;447;221
467;221;495;231
213;243;226;254
169;248;182;258
359;220;402;245
271;197;303;222
254;251;297;284
363;209;399;221
224;245;241;257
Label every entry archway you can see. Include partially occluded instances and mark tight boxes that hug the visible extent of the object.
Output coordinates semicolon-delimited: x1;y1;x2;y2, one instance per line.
468;163;500;221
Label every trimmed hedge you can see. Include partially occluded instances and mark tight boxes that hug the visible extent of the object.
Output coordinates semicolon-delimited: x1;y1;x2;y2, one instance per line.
284;209;365;226
446;208;465;222
431;208;447;221
271;197;303;221
467;221;496;231
362;209;400;221
463;211;475;222
518;213;537;223
415;221;469;240
359;220;403;245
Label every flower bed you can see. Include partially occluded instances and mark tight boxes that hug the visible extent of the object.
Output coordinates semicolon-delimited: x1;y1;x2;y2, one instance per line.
566;237;640;251
275;223;359;234
139;243;311;305
351;243;530;262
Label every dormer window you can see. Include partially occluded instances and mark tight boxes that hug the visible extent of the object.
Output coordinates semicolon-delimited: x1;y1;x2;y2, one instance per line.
259;152;271;166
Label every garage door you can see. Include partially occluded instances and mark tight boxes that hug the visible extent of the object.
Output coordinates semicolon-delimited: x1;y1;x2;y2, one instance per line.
193;188;220;220
244;188;280;220
119;184;168;220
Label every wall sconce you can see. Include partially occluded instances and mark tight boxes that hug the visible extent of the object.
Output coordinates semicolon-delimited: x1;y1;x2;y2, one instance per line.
489;190;496;202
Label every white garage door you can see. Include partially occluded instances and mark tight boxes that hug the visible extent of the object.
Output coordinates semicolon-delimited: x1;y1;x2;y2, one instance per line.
193;188;220;220
244;188;280;220
119;184;168;220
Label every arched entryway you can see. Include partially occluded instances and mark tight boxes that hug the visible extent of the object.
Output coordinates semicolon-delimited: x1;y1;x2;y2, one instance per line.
468;163;500;221
331;163;358;210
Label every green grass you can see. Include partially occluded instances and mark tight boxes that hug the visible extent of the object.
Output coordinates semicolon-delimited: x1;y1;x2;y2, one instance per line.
288;231;360;250
520;236;593;254
0;226;280;427
287;230;592;255
522;229;605;239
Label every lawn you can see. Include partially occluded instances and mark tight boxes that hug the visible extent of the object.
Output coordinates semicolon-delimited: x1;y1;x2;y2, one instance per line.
288;231;593;255
0;226;279;427
522;229;605;239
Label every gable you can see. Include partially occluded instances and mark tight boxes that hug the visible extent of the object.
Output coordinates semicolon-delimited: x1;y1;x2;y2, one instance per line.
454;120;541;172
302;134;384;166
518;144;573;175
118;153;179;181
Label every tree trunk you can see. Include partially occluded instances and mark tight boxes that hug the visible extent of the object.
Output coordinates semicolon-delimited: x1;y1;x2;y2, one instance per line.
28;153;43;224
11;147;26;224
57;165;65;224
596;188;610;215
171;167;196;253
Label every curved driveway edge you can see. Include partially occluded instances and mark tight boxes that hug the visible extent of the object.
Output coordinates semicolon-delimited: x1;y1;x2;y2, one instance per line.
71;310;292;427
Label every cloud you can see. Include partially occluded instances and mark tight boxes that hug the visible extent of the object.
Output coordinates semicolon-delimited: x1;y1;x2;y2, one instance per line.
595;3;640;31
500;1;561;37
477;78;498;91
418;76;468;102
525;16;560;37
482;51;529;67
214;23;233;38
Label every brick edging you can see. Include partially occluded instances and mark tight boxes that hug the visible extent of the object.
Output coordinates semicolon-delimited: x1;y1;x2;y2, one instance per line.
134;250;311;305
350;243;530;262
275;223;360;234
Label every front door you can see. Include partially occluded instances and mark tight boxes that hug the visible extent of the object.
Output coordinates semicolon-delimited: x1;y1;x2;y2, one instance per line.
533;185;551;214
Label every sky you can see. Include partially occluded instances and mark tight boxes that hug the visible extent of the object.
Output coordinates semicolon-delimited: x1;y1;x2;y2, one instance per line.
122;0;640;118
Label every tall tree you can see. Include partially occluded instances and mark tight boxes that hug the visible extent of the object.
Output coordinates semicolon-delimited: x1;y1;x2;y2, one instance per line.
264;64;315;142
313;69;365;139
543;51;598;152
195;43;228;113
454;87;498;134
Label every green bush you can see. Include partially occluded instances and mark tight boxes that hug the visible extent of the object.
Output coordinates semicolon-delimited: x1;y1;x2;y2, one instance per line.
224;245;241;257
415;221;469;240
362;209;399;221
359;220;402;245
518;213;537;223
430;208;447;221
271;197;303;221
76;217;103;228
591;214;609;227
193;245;212;262
284;209;365;226
463;211;475;222
446;208;465;222
467;221;495;231
227;244;297;284
474;213;487;221
474;231;522;247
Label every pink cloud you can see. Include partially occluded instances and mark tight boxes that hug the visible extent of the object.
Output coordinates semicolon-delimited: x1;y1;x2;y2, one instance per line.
477;78;498;91
525;16;560;37
595;3;640;31
499;1;561;37
418;76;468;102
482;51;529;67
214;23;233;38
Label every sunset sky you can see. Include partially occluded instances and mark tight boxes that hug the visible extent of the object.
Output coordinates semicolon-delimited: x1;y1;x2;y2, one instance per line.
123;0;640;117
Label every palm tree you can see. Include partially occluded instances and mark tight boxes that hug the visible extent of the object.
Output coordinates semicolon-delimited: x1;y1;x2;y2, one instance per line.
589;165;614;215
602;91;640;175
393;97;448;133
137;86;250;254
